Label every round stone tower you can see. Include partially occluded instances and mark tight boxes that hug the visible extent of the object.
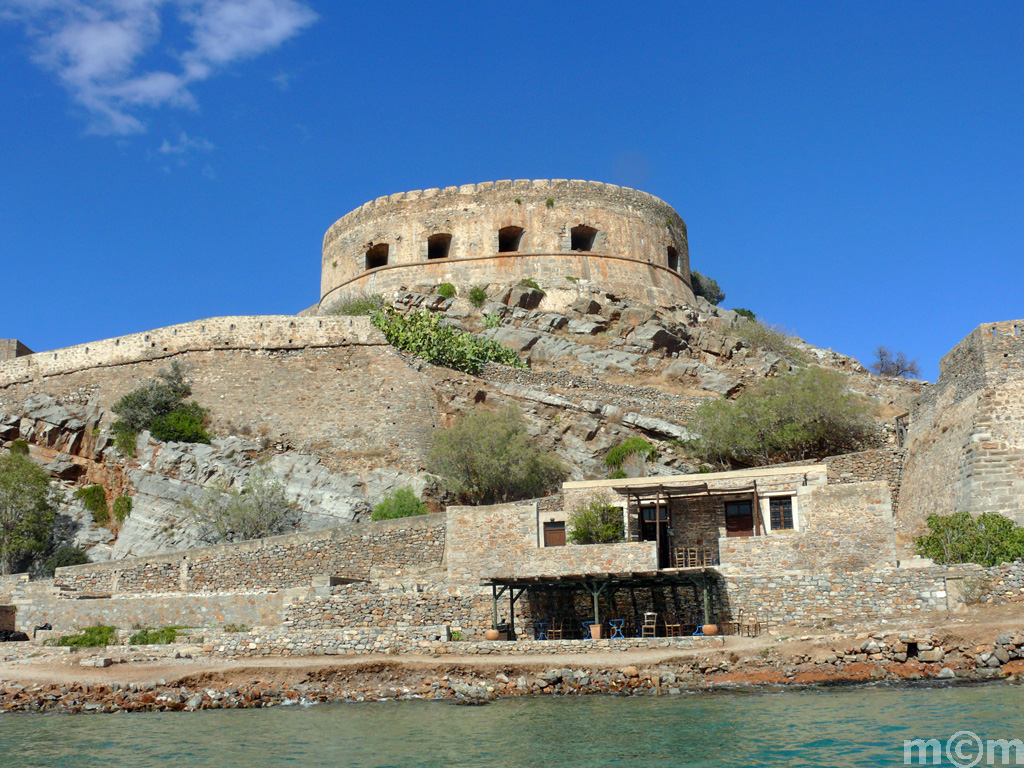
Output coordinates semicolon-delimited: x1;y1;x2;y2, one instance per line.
319;179;694;311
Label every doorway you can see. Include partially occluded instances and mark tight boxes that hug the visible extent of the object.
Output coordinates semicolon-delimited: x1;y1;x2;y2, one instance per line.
725;500;754;537
640;506;671;568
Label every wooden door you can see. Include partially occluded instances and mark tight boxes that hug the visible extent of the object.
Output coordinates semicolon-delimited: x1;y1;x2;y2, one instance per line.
725;500;754;537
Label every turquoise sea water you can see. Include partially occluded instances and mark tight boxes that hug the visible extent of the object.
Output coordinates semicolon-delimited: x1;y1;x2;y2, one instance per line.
3;683;1024;768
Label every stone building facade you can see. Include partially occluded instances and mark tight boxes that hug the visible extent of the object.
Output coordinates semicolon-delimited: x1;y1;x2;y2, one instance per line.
0;340;32;361
900;319;1024;528
319;180;694;311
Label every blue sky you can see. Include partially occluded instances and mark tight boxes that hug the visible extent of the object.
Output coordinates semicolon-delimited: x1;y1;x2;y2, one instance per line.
1;1;1021;381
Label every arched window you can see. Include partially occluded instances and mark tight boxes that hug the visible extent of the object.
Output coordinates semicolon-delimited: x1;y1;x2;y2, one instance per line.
571;225;598;252
365;243;389;270
667;246;679;272
498;226;524;253
427;233;452;260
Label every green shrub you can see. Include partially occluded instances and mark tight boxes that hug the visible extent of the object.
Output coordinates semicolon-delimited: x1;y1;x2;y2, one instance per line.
371;307;525;375
688;368;874;467
42;545;89;576
605;437;658;472
428;407;567;505
186;466;299;544
113;495;132;522
57;625;117;648
734;308;756;321
331;294;384;316
436;283;457;300
9;440;29;455
690;271;725;305
734;319;805;364
223;623;249;633
372;486;428;521
564;276;580;283
0;451;61;575
112;362;211;451
545;198;554;207
468;286;488;308
129;626;179;645
74;485;108;525
568;493;624;545
149;401;211;444
483;313;502;329
517;278;544;295
915;512;1024;567
450;629;464;641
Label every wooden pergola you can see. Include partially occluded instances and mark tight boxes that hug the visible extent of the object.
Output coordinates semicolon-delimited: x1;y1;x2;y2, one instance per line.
481;569;716;638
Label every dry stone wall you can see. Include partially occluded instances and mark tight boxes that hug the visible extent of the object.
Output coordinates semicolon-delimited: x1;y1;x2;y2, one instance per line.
54;514;446;595
320;180;694;310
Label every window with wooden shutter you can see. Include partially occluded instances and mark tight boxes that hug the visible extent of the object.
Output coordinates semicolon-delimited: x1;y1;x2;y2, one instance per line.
769;497;794;530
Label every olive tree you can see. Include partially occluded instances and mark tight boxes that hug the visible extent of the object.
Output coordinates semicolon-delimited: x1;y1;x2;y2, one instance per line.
186;467;299;544
688;367;874;468
568;494;625;545
428;407;567;505
0;450;62;575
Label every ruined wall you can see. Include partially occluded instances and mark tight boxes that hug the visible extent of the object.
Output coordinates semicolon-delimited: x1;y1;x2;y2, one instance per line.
320;180;694;310
54;514;447;595
444;501;657;584
900;320;1024;528
719;481;898;573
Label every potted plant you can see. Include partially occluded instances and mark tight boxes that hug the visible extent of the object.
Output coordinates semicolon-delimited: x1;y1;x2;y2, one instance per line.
590;623;602;640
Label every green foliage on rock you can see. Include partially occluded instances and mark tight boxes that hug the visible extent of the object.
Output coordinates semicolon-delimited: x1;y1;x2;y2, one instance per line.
186;466;300;545
436;282;457;300
331;294;384;316
517;278;545;295
734;319;805;364
568;493;625;545
371;486;428;521
691;271;725;305
468;286;488;308
74;485;109;525
688;368;874;468
129;626;179;645
9;440;29;455
111;362;211;453
605;437;658;472
371;307;525;375
57;625;117;648
428;407;567;505
915;512;1024;567
42;545;90;576
0;449;61;575
113;495;132;523
734;308;756;321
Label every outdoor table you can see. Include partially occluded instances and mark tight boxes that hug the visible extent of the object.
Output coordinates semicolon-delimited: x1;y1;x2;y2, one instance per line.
609;619;625;639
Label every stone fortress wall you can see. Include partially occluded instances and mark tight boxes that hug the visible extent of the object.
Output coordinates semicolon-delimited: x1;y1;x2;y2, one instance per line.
0;340;33;361
0;316;381;388
319;180;695;311
900;319;1024;528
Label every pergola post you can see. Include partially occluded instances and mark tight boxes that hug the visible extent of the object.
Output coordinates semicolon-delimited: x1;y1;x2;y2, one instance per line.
701;573;711;626
492;583;498;630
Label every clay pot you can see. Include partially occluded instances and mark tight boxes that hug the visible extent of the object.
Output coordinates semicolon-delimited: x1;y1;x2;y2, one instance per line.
590;624;602;640
702;624;719;636
485;629;500;641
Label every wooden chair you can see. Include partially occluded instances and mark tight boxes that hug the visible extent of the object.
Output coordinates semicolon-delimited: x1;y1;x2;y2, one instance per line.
720;610;742;636
702;546;716;566
741;611;763;637
640;612;658;638
547;618;567;640
663;615;682;637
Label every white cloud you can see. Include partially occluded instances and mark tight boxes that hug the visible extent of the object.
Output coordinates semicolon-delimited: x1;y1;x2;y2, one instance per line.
158;130;213;154
2;0;317;135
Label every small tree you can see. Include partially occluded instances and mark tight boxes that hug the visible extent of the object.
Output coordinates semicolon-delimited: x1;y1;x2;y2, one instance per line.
688;367;874;467
428;407;567;505
605;437;658;478
691;271;725;305
111;361;211;452
0;450;61;575
870;346;921;379
372;486;428;521
568;494;624;545
186;466;299;544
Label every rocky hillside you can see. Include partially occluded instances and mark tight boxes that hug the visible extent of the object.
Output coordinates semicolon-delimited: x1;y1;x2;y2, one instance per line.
0;279;921;565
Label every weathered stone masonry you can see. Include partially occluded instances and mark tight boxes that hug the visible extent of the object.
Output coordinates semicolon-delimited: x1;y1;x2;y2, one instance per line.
319;180;695;310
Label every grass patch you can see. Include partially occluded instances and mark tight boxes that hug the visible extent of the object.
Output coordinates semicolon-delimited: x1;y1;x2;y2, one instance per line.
331;294;384;316
57;625;117;648
223;623;250;633
129;626;180;645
